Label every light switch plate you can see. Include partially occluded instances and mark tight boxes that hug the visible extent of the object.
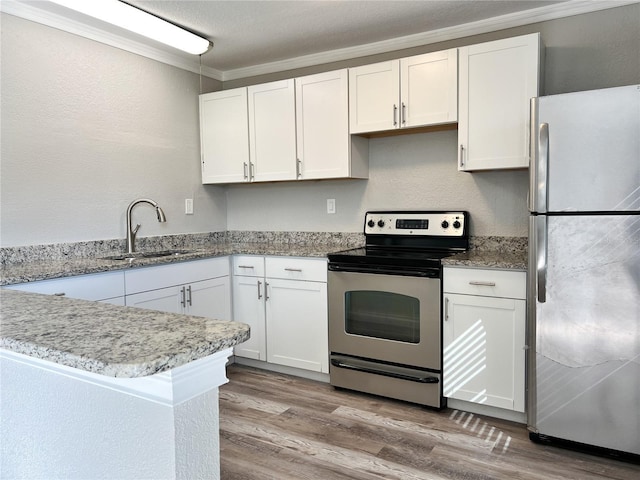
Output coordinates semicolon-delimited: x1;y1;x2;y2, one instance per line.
185;198;194;215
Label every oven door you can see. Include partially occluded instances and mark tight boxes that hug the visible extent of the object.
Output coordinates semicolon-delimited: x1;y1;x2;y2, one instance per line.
328;270;441;370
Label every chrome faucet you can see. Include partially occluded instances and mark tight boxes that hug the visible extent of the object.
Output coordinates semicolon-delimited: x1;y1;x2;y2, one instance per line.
126;198;167;254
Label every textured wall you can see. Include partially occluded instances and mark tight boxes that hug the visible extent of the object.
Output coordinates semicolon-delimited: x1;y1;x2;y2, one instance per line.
0;14;226;247
2;4;638;245
225;130;529;237
225;3;640;236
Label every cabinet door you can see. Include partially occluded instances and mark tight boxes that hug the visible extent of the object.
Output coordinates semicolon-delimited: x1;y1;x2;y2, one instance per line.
443;293;526;412
296;70;350;179
199;88;250;184
187;277;231;321
232;275;266;361
400;49;458;128
458;33;539;171
125;285;181;313
248;79;297;182
349;60;399;134
265;278;328;373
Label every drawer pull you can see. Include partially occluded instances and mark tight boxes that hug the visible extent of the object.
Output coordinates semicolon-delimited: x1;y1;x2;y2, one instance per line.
284;268;302;272
53;292;66;296
469;281;496;287
237;265;254;269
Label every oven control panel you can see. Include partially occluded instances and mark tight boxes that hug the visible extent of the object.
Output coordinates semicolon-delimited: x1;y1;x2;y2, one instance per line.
364;211;467;236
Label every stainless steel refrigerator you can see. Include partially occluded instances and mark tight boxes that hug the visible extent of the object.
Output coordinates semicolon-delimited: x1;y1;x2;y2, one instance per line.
528;84;640;457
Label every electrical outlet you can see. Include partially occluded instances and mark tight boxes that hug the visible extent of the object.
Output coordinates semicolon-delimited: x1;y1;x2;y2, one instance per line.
327;198;336;214
185;198;194;215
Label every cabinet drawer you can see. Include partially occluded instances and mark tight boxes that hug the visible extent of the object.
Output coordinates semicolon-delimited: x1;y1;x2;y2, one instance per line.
265;257;327;282
232;255;265;277
443;267;525;299
5;271;124;301
125;257;230;295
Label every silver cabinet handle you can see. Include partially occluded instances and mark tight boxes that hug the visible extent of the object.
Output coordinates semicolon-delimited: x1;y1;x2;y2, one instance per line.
180;286;186;308
243;162;248;181
284;268;302;272
186;285;192;307
53;292;66;296
257;280;262;300
237;265;254;269
459;144;465;168
393;104;398;126
296;159;302;179
444;297;449;321
469;281;496;286
265;281;270;300
401;102;406;125
249;162;255;181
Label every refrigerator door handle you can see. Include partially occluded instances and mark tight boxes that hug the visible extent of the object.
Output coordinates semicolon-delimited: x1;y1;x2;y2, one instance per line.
537;122;549;213
536;215;547;303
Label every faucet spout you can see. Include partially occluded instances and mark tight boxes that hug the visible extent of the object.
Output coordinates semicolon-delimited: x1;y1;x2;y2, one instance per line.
126;198;167;254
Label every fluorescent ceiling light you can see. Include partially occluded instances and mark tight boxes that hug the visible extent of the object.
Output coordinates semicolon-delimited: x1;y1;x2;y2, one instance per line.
49;0;212;55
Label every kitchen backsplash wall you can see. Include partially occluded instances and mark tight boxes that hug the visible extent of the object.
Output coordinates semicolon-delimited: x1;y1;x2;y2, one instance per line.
225;129;530;237
0;14;225;248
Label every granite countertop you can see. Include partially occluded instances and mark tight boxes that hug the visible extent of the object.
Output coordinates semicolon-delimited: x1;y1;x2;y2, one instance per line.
442;249;528;270
0;289;250;377
0;243;339;286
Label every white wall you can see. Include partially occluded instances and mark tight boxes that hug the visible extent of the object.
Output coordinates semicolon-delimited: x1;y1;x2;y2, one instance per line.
0;14;226;247
226;130;529;237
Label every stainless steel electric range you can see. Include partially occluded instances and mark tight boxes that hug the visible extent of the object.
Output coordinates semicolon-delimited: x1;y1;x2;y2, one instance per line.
327;210;469;408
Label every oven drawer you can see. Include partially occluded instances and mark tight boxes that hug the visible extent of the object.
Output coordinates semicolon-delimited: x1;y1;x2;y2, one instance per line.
266;257;327;282
443;267;526;299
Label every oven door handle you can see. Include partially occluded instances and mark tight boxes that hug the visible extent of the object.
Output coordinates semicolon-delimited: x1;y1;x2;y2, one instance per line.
330;359;439;384
328;264;437;278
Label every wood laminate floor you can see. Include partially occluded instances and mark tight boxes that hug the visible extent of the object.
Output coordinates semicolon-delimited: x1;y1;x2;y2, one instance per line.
219;365;639;480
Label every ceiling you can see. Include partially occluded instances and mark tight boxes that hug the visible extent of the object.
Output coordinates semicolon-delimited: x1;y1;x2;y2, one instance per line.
5;0;637;80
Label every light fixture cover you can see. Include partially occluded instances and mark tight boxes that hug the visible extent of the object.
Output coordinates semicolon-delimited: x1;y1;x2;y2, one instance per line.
49;0;212;55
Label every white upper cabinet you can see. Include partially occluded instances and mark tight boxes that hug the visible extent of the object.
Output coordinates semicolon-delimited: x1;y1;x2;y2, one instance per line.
400;49;458;128
248;79;297;182
199;88;250;184
458;33;541;171
296;69;367;180
349;49;458;134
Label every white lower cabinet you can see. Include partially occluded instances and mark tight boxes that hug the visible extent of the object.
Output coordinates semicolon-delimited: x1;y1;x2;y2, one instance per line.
443;267;526;412
124;257;231;321
4;271;125;305
232;255;328;373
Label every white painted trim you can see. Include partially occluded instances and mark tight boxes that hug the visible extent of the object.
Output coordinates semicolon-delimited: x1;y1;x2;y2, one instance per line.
0;348;232;406
1;0;637;81
0;0;224;80
233;356;330;384
221;0;639;81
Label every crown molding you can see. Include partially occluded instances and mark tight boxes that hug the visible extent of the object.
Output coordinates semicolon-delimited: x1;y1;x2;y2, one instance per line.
221;0;639;81
0;0;225;80
2;0;637;83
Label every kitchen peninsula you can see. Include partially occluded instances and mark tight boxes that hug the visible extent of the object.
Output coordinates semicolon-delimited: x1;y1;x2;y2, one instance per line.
0;288;250;480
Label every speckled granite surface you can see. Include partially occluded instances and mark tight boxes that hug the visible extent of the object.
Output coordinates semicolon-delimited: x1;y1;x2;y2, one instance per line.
0;231;364;286
443;236;528;270
0;289;250;377
0;232;527;285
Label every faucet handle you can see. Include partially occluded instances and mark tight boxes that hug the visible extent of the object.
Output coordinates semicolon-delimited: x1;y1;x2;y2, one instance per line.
132;224;141;236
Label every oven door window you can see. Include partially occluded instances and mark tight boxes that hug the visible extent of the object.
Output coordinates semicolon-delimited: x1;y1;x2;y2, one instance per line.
345;290;420;343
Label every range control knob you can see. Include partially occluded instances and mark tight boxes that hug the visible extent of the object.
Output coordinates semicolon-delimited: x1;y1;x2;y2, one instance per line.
453;220;461;229
367;219;375;228
377;220;385;228
441;220;449;229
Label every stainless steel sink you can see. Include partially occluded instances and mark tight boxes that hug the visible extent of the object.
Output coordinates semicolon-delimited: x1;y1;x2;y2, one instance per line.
99;249;192;261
